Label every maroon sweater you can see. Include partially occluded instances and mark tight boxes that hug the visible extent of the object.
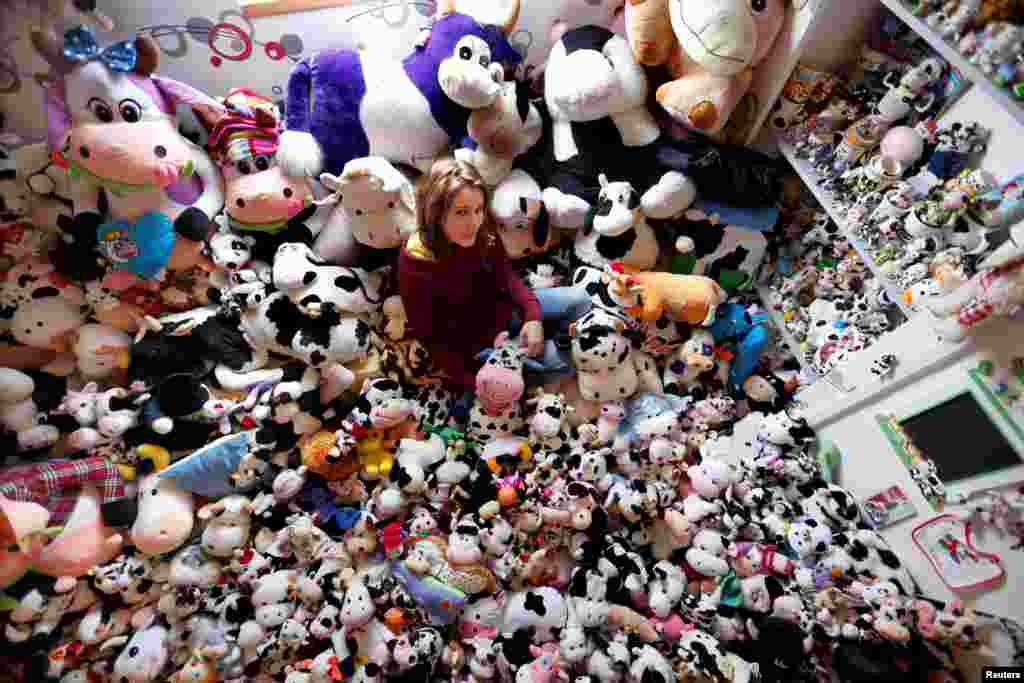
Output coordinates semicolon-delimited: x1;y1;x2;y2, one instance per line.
398;232;541;391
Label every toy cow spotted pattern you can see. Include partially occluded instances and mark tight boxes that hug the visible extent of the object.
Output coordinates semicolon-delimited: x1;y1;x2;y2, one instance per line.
575;175;660;272
469;332;527;444
526;390;577;461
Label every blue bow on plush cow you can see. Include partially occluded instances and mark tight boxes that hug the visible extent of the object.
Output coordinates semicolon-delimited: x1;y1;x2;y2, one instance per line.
277;0;522;178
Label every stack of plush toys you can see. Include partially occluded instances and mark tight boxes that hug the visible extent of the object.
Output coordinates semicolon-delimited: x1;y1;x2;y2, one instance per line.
771;48;1024;344
0;1;1018;682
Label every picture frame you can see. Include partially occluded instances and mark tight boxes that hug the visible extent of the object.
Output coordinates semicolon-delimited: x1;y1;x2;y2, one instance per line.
877;368;1024;510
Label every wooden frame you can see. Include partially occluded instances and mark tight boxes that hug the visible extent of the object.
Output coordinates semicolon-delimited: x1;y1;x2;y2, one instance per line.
877;370;1024;510
239;0;358;19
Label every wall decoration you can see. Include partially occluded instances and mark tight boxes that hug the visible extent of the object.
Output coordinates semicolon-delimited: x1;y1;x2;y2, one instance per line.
971;359;1024;435
878;374;1024;511
239;0;359;19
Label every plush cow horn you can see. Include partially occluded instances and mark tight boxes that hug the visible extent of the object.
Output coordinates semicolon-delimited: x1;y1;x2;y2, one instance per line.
30;29;75;75
437;0;457;16
134;35;160;76
502;0;521;34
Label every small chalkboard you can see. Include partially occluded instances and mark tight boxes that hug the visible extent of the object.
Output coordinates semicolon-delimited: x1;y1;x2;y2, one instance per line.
900;392;1021;483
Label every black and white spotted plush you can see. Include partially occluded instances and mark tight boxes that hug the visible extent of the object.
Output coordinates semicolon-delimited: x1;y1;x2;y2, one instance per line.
413;384;453;428
527;391;578;459
467;339;528;444
869;353;897;379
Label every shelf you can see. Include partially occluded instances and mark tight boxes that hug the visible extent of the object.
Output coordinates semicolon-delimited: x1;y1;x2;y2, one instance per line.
775;140;918;320
744;0;827;144
880;0;1024;129
756;283;809;372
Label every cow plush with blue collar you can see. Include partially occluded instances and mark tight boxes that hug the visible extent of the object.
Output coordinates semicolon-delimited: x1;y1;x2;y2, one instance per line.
278;0;523;178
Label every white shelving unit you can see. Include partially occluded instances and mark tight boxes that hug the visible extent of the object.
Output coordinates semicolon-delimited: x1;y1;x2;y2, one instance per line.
766;1;1024;631
756;284;809;371
775;140;917;320
879;0;1024;129
744;0;829;143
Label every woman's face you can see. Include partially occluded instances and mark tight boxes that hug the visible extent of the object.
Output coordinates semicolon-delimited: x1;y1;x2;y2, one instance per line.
443;187;486;248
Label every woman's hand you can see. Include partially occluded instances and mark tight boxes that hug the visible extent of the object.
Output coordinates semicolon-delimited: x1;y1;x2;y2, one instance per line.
520;320;544;358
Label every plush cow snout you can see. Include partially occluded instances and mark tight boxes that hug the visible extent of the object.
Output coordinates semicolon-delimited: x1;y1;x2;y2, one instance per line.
476;367;524;415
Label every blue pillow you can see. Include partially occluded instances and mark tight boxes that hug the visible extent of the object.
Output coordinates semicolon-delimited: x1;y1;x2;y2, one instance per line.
158;430;257;499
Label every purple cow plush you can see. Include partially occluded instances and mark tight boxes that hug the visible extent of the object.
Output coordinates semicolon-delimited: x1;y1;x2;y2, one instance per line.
277;0;522;178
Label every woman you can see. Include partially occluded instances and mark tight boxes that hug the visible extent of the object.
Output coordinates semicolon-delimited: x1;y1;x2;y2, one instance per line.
398;159;590;394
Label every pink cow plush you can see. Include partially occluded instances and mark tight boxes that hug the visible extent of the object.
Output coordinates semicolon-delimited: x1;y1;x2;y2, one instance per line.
201;88;317;264
31;26;224;289
475;331;527;417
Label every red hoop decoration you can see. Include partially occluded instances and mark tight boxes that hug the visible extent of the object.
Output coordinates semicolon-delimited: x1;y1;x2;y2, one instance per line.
264;41;286;61
208;22;253;61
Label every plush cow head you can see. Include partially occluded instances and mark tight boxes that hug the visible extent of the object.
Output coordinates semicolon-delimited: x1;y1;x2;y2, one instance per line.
32;26;222;188
433;0;522;110
586;174;641;237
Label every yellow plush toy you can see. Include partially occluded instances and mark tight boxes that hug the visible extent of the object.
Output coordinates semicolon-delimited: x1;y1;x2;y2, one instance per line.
607;264;725;324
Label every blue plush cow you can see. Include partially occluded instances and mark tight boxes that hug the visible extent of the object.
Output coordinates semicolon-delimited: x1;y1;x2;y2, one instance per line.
278;0;522;178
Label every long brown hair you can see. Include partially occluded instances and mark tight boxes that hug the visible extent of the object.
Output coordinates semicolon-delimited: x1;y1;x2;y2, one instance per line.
416;158;496;260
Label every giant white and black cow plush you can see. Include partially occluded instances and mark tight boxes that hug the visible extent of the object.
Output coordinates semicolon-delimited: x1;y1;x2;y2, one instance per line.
526;26;697;229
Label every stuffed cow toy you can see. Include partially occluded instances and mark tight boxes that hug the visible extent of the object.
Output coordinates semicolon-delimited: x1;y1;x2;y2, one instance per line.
532;26;698;229
278;0;523;178
200;88;318;265
454;70;543;187
490;169;564;260
314;156;418;269
32;26;225;288
625;0;785;136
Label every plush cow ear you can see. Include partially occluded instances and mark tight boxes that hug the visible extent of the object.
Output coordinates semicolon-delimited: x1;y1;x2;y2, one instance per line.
133;35;160;76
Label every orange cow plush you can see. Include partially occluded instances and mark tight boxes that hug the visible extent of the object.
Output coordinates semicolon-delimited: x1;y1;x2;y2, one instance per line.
607;264;725;324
